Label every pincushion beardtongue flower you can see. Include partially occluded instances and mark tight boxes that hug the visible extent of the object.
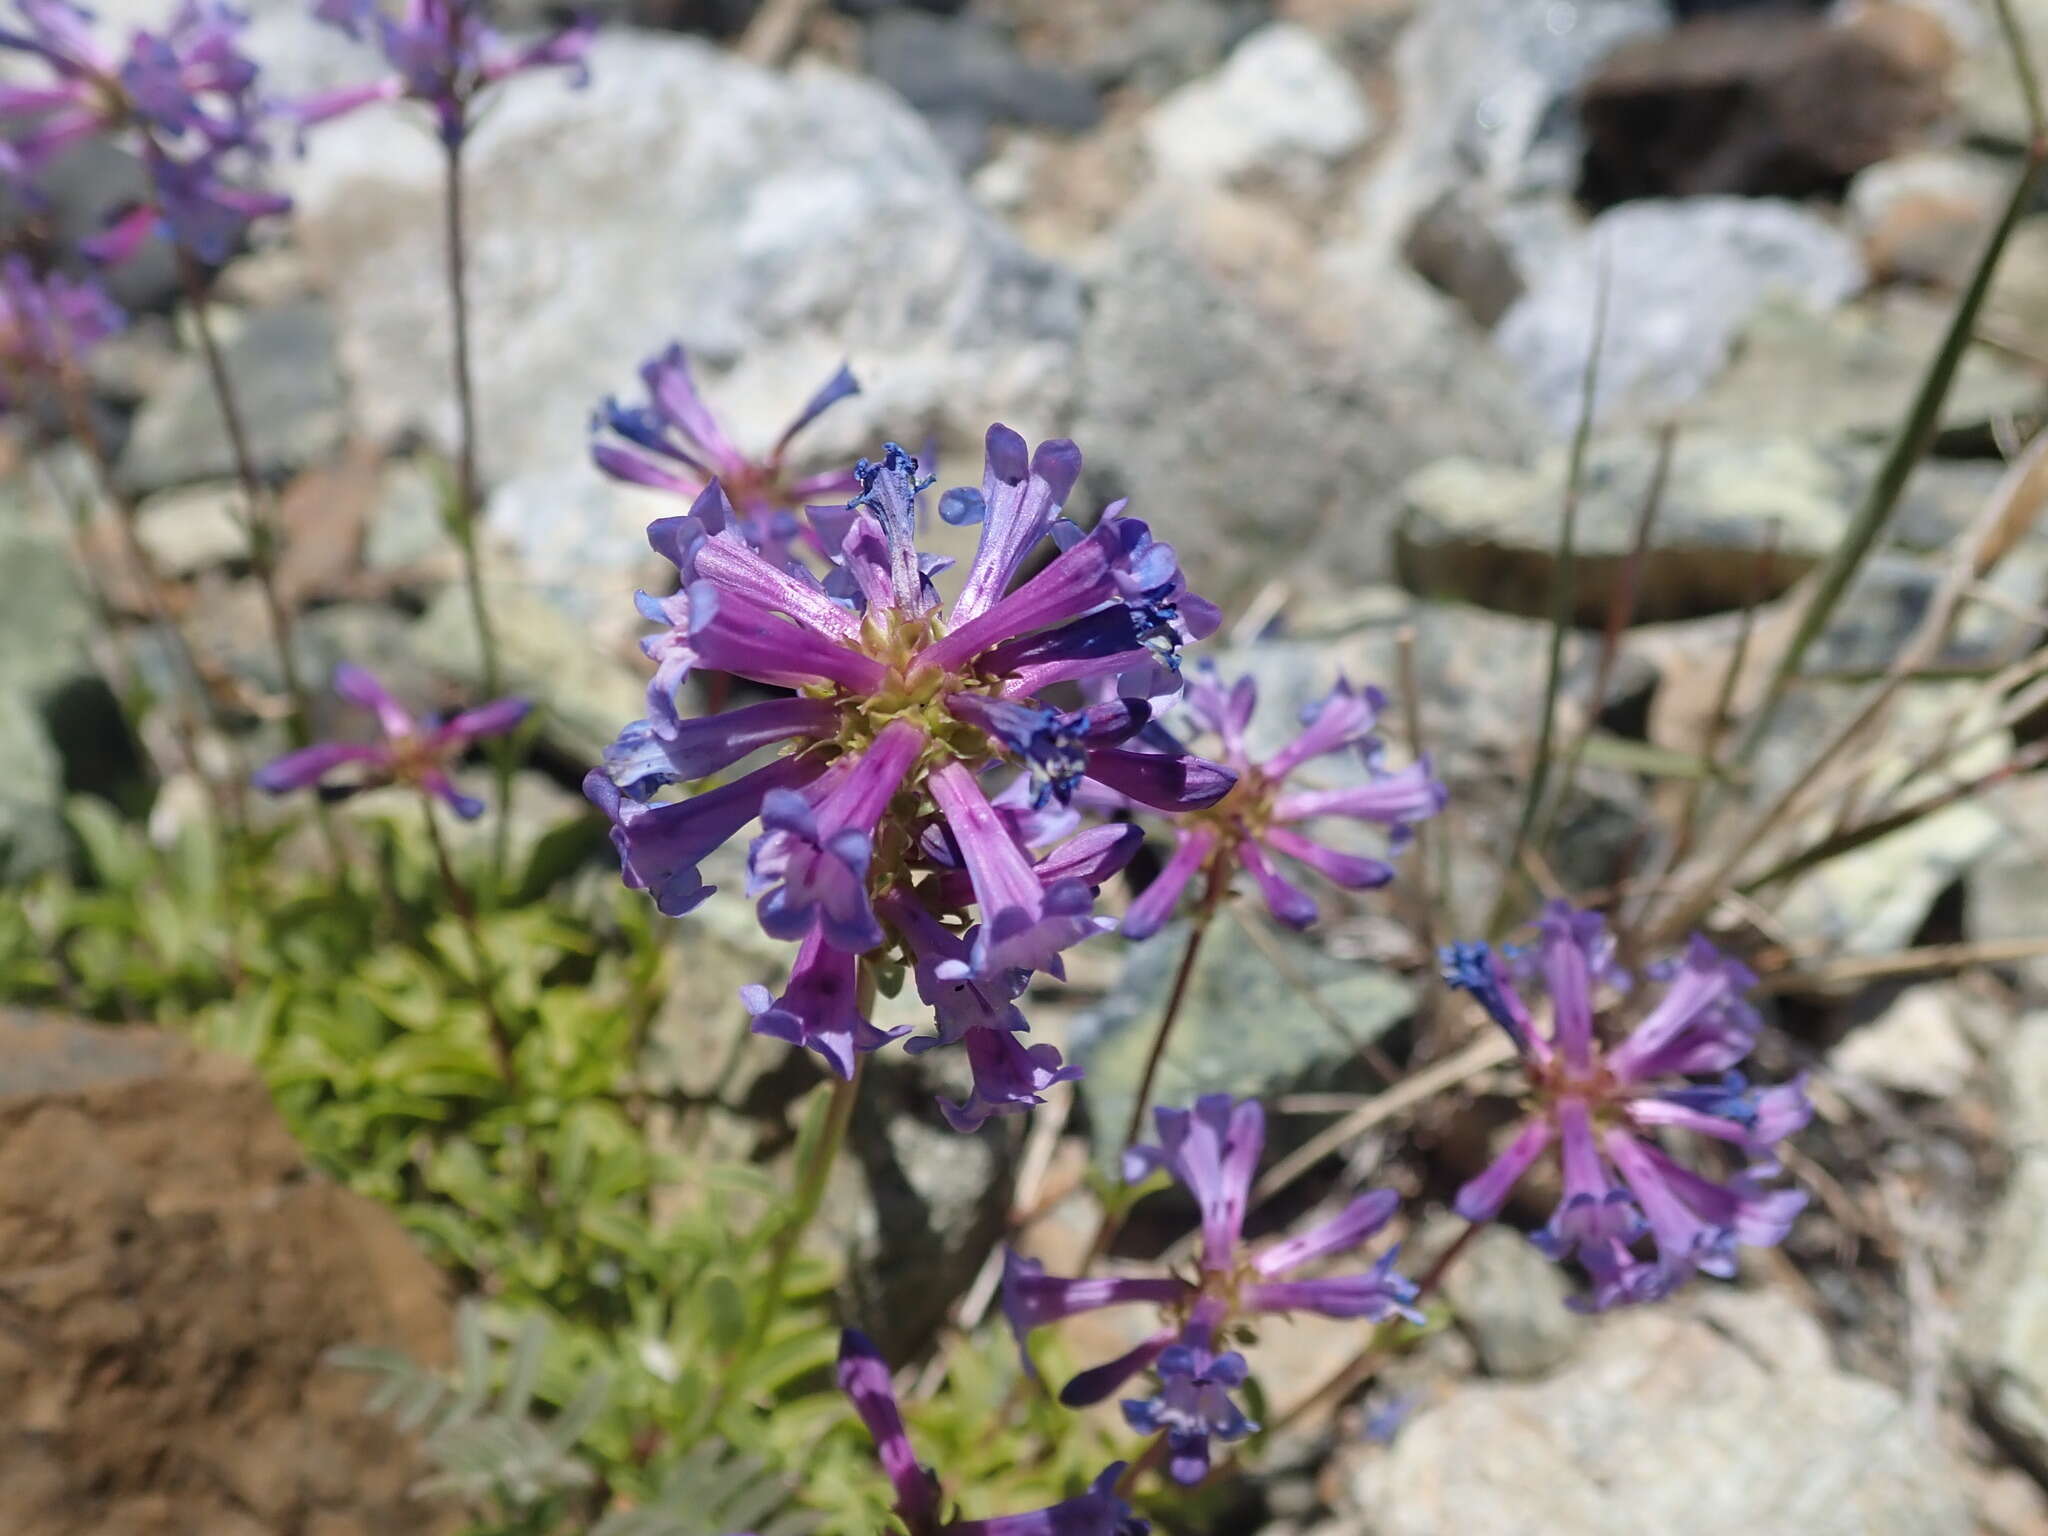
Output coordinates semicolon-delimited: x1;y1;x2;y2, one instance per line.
591;341;862;561
0;0;288;263
1121;664;1448;942
1000;1095;1419;1485
837;1330;1149;1536
252;663;528;817
1443;903;1813;1312
587;426;1235;1124
297;0;592;145
0;252;120;402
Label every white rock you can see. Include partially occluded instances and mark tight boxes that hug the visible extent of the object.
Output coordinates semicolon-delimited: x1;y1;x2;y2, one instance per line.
1143;23;1375;190
1347;1290;1968;1536
1830;984;1980;1098
1963;1015;2048;1467
1494;197;1866;431
284;32;1083;491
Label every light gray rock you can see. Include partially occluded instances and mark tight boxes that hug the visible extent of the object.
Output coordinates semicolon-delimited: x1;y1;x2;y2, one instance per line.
1396;431;1847;623
1072;190;1543;605
1495;197;1866;431
1830;983;1981;1099
133;483;248;577
1346;1290;1969;1536
1686;293;2044;449
1440;1225;1585;1378
1351;0;1666;252
117;299;348;494
285;31;1084;491
1142;23;1376;192
1963;1013;2048;1470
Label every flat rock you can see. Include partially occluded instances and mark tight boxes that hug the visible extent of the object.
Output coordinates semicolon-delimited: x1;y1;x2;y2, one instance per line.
0;1012;455;1536
1494;197;1866;432
1142;22;1375;192
285;31;1084;491
1966;775;2048;1002
1396;431;1847;623
118;299;349;495
1345;1290;1969;1535
0;498;100;880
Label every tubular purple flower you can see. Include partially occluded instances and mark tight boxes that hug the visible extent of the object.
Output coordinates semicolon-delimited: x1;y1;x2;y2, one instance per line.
299;0;591;146
837;1329;1147;1536
253;664;524;819
0;254;122;407
584;753;826;917
749;719;925;951
1113;667;1441;939
1004;1093;1415;1472
1443;903;1810;1310
1120;827;1216;942
742;928;905;1080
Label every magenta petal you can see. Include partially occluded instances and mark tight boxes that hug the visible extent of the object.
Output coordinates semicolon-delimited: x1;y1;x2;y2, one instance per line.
1260;826;1394;890
836;1330;939;1531
1059;1332;1177;1408
1121;827;1215;941
1082;746;1235;812
686;580;886;693
1239;838;1319;930
1263;678;1384;780
1453;1116;1554;1222
251;740;386;794
333;662;415;738
1253;1189;1401;1277
741;928;906;1079
438;695;531;743
1271;758;1449;826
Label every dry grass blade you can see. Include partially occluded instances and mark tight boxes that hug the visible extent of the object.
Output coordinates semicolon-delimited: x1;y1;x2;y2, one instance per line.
1756;934;2048;993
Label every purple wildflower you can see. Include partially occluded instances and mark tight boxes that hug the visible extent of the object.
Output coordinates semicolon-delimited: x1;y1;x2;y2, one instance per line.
297;0;591;146
0;0;288;262
0;252;121;405
1443;903;1812;1312
1120;666;1446;940
1000;1095;1418;1484
252;663;528;819
837;1330;1147;1536
591;341;862;560
588;429;1233;1120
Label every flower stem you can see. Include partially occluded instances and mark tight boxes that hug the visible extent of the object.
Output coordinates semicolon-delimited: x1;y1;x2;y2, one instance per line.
175;249;316;753
746;963;872;1359
1085;864;1228;1269
439;132;515;900
419;794;518;1086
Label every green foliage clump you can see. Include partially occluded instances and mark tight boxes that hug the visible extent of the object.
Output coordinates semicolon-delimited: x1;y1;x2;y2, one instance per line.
0;796;1138;1535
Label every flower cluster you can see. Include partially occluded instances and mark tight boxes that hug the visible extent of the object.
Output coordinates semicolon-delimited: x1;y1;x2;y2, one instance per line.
0;251;121;406
253;663;528;818
0;0;288;262
839;1329;1146;1536
587;423;1235;1129
1002;1095;1418;1483
591;341;861;565
299;0;591;145
1444;903;1811;1311
1120;665;1446;939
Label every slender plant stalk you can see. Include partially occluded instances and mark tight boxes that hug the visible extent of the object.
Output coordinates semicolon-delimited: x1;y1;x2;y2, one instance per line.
175;249;318;753
438;132;518;897
419;795;519;1085
1394;625;1446;960
1489;261;1608;936
1082;863;1229;1268
746;977;870;1360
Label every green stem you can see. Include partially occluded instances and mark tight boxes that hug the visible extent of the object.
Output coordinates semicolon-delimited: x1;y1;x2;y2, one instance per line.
746;964;871;1354
440;132;516;899
420;794;518;1087
1085;866;1227;1269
